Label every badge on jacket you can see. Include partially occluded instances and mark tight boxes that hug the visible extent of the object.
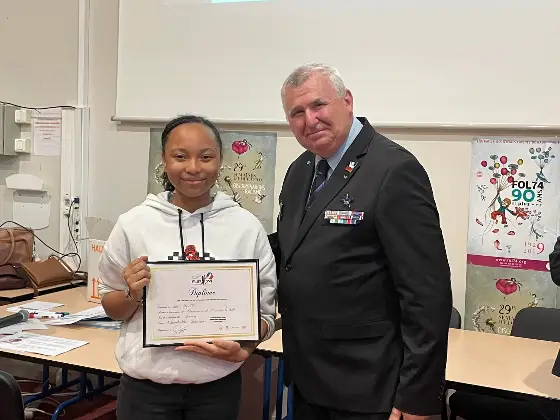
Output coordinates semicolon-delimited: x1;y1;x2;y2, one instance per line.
341;193;353;208
324;210;364;224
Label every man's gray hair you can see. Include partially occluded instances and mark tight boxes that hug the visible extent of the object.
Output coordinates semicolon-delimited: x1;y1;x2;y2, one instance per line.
281;63;347;99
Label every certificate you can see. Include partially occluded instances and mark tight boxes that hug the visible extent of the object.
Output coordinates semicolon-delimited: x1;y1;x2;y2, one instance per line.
142;260;260;347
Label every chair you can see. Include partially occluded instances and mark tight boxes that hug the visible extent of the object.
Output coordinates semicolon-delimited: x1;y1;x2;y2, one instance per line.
0;370;25;420
450;307;461;329
510;307;560;342
447;307;560;420
553;348;560;378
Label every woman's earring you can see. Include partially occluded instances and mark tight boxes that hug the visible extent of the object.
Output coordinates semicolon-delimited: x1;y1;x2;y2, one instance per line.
154;161;166;187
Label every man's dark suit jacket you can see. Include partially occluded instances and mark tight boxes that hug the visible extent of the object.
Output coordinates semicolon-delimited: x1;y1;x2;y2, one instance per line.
271;117;452;415
550;237;560;286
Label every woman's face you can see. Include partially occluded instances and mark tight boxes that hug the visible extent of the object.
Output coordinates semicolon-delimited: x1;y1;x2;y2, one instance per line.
162;123;221;199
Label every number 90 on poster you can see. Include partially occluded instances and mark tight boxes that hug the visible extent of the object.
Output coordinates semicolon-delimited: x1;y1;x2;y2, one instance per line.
511;180;544;203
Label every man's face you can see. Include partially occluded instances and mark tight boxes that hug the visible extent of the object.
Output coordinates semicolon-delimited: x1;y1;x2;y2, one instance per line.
283;73;353;158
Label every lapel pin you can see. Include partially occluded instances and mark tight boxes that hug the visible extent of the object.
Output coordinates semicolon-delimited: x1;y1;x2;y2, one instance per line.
306;160;311;165
341;193;353;208
344;161;357;173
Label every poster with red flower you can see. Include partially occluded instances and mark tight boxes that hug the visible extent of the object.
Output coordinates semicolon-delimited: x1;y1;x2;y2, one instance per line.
465;264;556;335
465;137;560;335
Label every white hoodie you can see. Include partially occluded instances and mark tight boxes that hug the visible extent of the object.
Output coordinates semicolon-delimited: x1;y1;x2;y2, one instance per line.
98;191;277;384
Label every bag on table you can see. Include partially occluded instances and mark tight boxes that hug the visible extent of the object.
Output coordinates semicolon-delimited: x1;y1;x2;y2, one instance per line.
18;256;74;295
0;227;34;290
0;264;28;290
0;227;34;266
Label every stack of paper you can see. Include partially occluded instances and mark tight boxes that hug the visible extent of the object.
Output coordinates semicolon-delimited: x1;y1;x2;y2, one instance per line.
42;306;107;326
0;319;48;335
75;319;122;330
6;301;64;313
0;332;88;356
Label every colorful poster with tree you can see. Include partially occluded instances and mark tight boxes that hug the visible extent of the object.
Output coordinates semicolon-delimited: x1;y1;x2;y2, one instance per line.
465;137;560;335
147;128;277;233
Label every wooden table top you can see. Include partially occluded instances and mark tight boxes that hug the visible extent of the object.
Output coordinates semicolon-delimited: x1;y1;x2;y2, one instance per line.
0;288;280;376
3;290;559;401
446;328;560;400
257;328;560;400
0;281;83;301
0;287;121;375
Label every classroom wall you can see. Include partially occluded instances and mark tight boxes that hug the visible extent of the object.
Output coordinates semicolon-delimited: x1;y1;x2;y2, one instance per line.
0;0;80;386
0;0;79;258
88;0;472;315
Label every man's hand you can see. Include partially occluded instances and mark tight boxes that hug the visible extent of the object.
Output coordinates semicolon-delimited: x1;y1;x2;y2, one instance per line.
389;408;430;420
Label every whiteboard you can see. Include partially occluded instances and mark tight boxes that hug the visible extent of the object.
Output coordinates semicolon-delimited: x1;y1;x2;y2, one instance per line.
116;1;560;126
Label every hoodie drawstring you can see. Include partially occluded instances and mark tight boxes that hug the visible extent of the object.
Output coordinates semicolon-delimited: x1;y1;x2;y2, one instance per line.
177;210;207;260
178;209;186;260
200;213;205;258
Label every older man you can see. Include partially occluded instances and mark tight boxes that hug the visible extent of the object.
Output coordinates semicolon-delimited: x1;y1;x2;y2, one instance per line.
272;63;452;420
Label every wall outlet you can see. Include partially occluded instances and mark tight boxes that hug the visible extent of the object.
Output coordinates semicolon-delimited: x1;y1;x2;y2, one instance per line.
72;198;81;240
15;109;32;124
14;137;31;153
63;194;72;216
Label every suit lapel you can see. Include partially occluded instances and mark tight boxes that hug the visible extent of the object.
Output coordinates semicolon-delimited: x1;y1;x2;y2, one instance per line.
283;151;315;253
286;124;373;260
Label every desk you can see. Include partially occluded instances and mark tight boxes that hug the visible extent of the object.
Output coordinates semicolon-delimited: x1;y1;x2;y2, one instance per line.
0;287;121;419
256;330;288;420
0;280;85;305
1;287;120;375
255;328;560;420
257;329;283;356
446;329;560;401
258;329;560;401
1;288;284;420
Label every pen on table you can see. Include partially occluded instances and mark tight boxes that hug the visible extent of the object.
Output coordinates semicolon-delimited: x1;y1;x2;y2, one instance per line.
29;313;64;319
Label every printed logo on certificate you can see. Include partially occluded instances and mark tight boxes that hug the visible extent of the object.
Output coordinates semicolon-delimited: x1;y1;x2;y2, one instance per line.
142;259;260;347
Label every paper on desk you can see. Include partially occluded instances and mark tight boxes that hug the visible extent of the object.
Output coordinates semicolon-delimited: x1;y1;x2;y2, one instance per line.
0;332;88;356
7;301;64;313
75;320;122;330
0;319;48;335
43;306;107;326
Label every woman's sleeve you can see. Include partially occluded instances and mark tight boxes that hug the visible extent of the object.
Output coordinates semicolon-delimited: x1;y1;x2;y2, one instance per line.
98;218;131;298
254;226;278;341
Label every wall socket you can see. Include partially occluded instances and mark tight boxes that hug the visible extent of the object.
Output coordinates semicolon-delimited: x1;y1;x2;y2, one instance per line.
72;197;81;240
63;194;72;216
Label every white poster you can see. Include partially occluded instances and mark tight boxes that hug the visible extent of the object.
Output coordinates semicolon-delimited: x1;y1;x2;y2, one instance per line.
467;138;560;268
465;137;560;335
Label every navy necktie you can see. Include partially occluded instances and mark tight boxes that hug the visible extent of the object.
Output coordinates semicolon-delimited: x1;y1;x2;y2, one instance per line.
306;159;329;209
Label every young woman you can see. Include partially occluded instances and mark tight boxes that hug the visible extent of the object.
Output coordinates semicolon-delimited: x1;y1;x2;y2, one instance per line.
98;115;277;420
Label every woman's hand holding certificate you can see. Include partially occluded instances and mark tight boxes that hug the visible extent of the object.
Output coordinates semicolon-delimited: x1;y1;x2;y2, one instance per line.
176;339;249;362
123;256;151;301
175;319;268;362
